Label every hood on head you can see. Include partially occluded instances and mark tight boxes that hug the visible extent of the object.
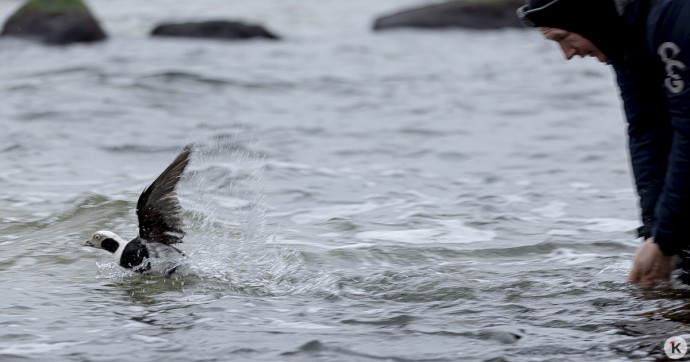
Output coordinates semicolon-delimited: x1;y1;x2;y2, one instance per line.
517;0;626;60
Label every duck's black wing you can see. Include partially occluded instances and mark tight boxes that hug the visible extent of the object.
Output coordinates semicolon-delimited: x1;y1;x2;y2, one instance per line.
136;146;192;245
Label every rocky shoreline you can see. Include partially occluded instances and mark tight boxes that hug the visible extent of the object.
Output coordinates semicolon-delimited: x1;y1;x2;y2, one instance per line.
1;0;526;46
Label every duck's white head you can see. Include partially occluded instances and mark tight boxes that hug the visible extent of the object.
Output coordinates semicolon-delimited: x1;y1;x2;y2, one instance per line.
83;230;126;254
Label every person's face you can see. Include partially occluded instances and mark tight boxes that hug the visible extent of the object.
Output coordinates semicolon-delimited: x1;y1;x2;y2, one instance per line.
540;27;607;63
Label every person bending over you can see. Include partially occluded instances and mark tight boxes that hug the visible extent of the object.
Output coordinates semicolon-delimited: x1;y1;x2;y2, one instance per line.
517;0;690;283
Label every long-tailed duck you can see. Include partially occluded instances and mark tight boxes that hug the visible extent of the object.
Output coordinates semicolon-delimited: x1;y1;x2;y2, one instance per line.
84;146;192;277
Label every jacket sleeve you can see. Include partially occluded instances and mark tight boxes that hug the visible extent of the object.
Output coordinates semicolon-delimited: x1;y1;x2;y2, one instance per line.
648;0;690;256
612;56;671;242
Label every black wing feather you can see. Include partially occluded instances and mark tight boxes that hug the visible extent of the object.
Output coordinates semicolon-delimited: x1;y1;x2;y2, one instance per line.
136;146;192;244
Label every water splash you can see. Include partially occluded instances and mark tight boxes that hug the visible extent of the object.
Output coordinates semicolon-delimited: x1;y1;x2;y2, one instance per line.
86;129;337;296
168;130;338;296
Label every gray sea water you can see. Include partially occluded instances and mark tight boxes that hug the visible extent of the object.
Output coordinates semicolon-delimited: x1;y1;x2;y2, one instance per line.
2;0;689;361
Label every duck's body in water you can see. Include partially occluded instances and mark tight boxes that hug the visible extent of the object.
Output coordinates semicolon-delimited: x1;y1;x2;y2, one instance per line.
84;146;192;277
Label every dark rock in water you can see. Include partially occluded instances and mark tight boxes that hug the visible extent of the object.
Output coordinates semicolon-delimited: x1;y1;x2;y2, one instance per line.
151;20;280;41
373;0;525;31
1;0;107;45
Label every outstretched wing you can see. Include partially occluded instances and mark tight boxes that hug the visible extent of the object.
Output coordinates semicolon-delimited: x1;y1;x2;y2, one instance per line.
136;146;193;244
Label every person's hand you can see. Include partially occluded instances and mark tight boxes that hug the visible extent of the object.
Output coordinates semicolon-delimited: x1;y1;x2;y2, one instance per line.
628;238;676;283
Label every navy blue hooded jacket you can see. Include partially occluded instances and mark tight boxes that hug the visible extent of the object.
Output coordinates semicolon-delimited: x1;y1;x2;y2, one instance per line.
612;0;690;256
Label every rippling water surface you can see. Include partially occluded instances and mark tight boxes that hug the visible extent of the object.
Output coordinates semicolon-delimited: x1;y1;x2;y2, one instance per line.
2;1;689;361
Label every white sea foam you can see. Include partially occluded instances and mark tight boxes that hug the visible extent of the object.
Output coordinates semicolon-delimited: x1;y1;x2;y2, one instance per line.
270;237;375;250
356;220;495;244
569;182;591;189
268;319;335;330
579;218;639;233
546;229;580;236
543;248;600;265
0;341;83;355
598;260;632;274
503;194;528;203
290;202;395;225
131;334;168;343
532;201;567;219
356;229;442;244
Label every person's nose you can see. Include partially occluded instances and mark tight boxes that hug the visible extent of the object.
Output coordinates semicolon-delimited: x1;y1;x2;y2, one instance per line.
558;42;578;60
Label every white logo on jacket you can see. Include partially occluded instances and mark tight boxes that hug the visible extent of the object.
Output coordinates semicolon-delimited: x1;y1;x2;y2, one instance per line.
658;42;686;94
